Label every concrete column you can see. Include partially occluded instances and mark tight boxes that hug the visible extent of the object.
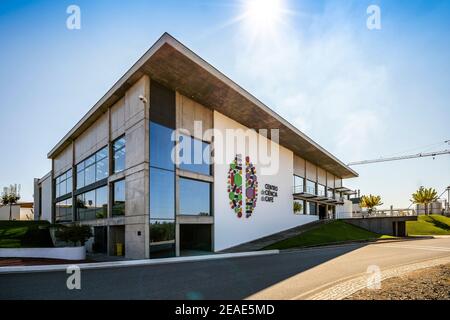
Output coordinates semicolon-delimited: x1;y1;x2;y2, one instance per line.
123;75;150;260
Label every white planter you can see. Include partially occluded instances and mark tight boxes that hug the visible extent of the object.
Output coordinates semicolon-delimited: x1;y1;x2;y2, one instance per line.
0;246;86;261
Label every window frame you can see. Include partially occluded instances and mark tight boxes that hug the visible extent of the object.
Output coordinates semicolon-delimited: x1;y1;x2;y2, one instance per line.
178;177;212;217
113;135;126;174
75;146;109;190
55;169;73;199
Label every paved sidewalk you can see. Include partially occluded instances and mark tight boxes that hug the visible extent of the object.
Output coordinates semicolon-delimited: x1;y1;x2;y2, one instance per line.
304;256;450;300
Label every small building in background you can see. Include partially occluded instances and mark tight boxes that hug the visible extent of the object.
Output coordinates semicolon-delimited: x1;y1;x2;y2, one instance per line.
0;202;34;221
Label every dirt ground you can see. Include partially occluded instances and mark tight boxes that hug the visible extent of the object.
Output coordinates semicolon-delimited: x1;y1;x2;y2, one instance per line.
0;258;88;266
347;263;450;300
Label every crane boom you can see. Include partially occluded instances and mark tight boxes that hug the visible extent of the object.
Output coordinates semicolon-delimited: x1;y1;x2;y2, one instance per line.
348;149;450;166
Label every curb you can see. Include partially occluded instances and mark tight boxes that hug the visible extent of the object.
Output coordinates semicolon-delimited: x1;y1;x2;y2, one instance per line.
0;249;279;274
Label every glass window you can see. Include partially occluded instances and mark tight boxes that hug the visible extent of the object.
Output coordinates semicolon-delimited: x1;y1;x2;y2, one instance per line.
85;164;96;186
96;157;109;180
306;180;316;195
306;201;317;215
293;175;304;193
293;200;304;215
55;169;72;198
77;164;85;189
76;187;107;221
150;168;175;220
150;219;175;258
55;198;72;223
178;135;211;175
179;178;211;216
150;122;175;171
113;137;126;173
96;147;108;161
318;184;326;196
112;180;125;217
96;186;108;219
85;155;95;167
76;147;109;190
327;188;334;198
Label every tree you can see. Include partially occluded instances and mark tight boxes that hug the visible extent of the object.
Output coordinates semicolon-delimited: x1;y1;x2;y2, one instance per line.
1;184;21;221
411;187;438;215
293;201;303;214
360;194;383;215
55;225;93;247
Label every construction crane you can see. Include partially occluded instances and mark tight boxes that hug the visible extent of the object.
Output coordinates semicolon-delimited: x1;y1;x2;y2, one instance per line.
348;149;450;166
347;140;450;213
348;140;450;166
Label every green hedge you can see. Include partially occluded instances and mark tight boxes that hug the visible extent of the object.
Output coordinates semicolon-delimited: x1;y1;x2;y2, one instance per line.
0;221;54;248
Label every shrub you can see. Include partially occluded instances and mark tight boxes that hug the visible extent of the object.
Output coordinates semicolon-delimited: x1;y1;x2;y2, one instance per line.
55;225;92;247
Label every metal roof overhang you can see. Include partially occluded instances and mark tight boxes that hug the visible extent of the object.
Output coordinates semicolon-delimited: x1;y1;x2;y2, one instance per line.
47;33;358;179
334;186;352;192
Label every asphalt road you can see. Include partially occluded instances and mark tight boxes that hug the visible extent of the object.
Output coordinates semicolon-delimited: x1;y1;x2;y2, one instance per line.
1;238;449;300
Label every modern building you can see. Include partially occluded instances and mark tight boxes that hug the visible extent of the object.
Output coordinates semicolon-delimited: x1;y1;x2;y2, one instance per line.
34;33;358;259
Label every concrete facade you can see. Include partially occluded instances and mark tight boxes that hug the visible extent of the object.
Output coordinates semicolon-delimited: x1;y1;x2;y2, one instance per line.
34;33;358;260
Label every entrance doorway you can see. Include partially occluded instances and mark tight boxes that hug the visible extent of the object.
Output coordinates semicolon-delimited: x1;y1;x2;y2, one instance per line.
93;226;107;253
180;224;212;255
318;205;327;220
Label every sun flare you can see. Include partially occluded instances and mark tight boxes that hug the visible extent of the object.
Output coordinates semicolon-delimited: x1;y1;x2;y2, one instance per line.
242;0;288;34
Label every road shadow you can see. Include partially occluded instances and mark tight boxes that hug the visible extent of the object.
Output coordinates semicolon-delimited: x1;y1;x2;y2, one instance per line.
0;243;369;300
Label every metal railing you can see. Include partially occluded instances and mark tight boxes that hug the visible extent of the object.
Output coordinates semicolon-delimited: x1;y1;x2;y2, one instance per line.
336;209;417;219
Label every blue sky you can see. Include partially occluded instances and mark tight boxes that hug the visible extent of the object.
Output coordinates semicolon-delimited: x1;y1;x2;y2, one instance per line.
0;0;449;207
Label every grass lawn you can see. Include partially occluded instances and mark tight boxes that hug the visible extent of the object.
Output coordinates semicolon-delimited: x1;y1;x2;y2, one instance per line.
265;220;393;250
0;221;54;248
407;214;450;235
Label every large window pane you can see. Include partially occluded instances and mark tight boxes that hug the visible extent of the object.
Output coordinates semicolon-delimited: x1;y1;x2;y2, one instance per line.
77;170;84;189
306;201;317;215
179;178;211;216
113;180;125;216
55;199;72;223
178;135;211;175
96;157;109;181
306;180;316;195
76;147;109;190
293;175;304;193
149;168;174;220
55;169;72;198
78;190;96;221
294;200;304;215
150;122;175;171
318;184;326;196
85;164;96;186
66;176;72;194
96;147;108;161
113;137;126;173
150;219;175;258
95;186;108;219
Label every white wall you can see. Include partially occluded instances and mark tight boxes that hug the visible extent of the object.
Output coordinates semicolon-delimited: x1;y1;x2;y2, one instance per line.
213;112;318;251
336;199;353;219
40;174;53;222
0;205;20;220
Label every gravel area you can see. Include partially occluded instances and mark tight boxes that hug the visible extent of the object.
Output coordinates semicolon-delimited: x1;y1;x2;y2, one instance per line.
347;263;450;300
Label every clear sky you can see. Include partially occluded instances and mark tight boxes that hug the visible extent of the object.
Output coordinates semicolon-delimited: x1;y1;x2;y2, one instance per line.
0;0;449;208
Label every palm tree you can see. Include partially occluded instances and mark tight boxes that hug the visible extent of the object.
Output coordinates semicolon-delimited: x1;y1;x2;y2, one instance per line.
1;184;21;220
411;187;438;215
360;194;383;215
